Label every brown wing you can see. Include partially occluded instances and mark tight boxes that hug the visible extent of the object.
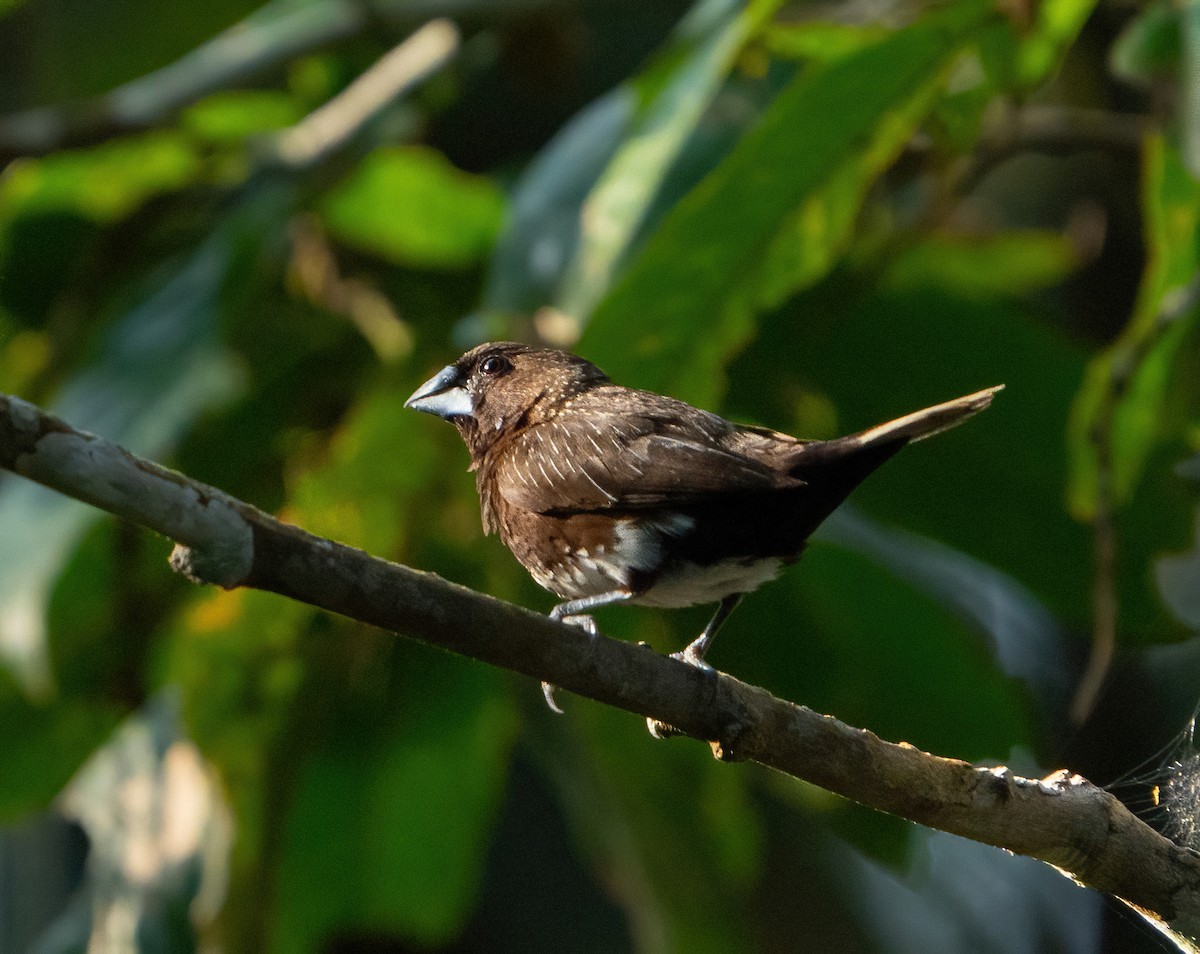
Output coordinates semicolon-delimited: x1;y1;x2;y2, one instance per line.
493;386;804;515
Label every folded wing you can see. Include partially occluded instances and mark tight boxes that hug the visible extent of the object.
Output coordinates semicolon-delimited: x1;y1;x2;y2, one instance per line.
494;388;804;515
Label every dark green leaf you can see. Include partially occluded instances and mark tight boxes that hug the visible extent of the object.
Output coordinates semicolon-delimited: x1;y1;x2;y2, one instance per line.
273;655;517;949
583;2;996;407
1068;137;1200;520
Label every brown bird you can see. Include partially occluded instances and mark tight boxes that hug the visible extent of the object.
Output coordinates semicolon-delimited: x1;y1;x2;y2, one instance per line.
406;342;1001;715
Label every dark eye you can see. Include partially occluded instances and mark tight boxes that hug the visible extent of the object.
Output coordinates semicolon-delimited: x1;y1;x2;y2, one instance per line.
479;355;511;377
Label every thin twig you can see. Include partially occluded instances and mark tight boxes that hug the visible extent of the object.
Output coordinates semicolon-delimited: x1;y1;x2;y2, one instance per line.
2;390;1200;944
262;19;459;170
958;102;1149;198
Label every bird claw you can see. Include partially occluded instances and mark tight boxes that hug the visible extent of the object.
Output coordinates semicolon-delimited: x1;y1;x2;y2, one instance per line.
647;642;717;738
646;716;684;739
551;611;598;637
540;611;601;714
542;680;564;715
669;644;714;672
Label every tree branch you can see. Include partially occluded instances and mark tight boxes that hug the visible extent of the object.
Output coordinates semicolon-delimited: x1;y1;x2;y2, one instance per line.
2;390;1199;945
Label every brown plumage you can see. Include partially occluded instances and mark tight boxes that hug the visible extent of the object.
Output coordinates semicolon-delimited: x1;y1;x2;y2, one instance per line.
407;341;1001;714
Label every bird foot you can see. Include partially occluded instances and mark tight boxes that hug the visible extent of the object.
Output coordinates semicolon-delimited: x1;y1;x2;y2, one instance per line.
668;644;713;672
646;643;716;738
646;716;684;739
540;611;601;714
549;607;598;637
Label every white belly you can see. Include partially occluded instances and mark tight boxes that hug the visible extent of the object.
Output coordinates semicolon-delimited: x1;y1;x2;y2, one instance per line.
528;514;694;599
634;557;784;608
527;512;783;607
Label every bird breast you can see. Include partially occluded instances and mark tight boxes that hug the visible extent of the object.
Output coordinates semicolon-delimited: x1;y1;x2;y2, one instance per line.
496;510;691;601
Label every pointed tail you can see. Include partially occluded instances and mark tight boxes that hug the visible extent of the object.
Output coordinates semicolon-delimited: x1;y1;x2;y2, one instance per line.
780;385;1003;538
850;384;1004;447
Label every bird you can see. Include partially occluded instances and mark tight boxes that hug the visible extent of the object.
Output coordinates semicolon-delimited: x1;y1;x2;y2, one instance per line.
406;341;1001;718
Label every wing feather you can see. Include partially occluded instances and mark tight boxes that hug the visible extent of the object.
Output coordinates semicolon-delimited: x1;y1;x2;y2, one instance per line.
494;387;803;514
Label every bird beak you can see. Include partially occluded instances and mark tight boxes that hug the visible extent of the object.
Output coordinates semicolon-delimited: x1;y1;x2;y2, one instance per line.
404;365;473;419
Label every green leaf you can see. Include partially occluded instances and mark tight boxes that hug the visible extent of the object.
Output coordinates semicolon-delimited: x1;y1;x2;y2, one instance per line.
1015;0;1097;87
1182;2;1200;176
320;146;505;269
733;544;1031;761
582;2;996;408
288;390;442;555
1111;1;1182;86
552;702;762;954
1068;137;1200;520
0;186;295;690
556;0;769;321
482;92;630;316
762;20;888;63
483;0;777;325
1157;508;1200;630
182;89;305;142
0;132;200;225
886;231;1077;298
273;654;517;949
732;234;1091;623
1109;1;1200;176
0;666;122;819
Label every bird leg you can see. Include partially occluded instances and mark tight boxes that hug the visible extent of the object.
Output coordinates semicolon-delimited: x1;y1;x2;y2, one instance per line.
648;594;743;739
671;593;743;670
550;590;633;629
542;589;633;713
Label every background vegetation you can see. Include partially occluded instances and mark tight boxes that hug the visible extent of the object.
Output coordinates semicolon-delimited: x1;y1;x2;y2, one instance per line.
1;0;1199;951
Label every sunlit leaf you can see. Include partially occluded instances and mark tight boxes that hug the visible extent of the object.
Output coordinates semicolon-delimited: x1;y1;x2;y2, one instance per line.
320;146;505;269
182;89;305;142
1015;0;1097;86
762;20;887;63
0;132;200;225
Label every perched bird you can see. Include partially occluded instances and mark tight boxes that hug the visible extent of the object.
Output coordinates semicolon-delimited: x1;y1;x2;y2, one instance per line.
406;341;1000;714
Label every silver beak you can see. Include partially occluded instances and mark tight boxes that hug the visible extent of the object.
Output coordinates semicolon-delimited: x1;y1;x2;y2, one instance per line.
404;365;473;419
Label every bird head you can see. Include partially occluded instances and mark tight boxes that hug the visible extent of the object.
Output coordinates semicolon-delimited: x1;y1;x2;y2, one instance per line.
405;342;609;459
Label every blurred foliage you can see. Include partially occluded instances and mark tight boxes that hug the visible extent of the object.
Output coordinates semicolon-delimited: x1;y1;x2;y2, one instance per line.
1;0;1200;952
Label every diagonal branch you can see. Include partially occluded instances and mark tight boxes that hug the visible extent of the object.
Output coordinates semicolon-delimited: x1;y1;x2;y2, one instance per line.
2;390;1199;946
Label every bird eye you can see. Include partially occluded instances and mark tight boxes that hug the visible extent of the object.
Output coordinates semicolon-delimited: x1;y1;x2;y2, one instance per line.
479;355;511;377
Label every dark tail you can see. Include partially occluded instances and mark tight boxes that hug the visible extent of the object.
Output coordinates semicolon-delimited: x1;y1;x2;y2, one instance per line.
782;385;1003;539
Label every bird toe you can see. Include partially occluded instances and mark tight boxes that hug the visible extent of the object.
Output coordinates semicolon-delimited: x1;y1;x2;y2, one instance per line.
541;681;565;714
